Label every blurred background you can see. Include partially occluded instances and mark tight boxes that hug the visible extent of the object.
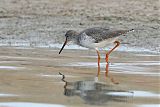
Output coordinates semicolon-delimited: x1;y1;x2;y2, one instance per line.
0;0;159;52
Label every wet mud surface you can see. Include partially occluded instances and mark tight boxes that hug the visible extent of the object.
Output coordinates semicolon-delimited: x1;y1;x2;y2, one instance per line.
0;47;159;107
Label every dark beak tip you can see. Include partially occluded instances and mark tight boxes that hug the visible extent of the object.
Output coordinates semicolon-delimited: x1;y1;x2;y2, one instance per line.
59;49;63;54
59;39;67;54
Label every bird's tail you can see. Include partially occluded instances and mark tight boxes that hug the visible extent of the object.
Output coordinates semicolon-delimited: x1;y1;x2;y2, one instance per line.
127;29;135;32
121;29;134;36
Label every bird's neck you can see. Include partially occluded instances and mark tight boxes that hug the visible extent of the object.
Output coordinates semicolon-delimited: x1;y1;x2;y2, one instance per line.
73;34;79;44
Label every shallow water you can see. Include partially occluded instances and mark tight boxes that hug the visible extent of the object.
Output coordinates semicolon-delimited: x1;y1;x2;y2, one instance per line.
65;61;160;76
0;66;25;70
0;102;66;107
61;79;133;105
0;93;18;97
0;47;159;107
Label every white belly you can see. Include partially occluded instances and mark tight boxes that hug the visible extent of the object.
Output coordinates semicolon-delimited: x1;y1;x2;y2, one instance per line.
79;35;118;49
94;37;118;48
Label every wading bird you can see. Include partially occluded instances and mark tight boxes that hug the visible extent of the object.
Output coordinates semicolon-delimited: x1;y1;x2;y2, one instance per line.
59;27;134;84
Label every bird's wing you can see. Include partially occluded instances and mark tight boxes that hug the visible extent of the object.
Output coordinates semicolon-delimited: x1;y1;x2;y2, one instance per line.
80;27;130;43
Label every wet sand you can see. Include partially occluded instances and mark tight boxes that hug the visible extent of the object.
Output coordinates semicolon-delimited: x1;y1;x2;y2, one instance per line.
0;47;159;107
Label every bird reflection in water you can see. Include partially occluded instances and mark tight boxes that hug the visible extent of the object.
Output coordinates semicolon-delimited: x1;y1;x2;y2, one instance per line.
59;72;133;105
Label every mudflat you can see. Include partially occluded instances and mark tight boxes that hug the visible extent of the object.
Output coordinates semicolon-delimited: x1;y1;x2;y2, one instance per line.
0;47;159;107
0;0;159;106
0;0;160;52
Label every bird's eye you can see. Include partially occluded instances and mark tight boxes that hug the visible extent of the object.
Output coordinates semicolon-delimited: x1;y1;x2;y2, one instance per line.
65;34;68;38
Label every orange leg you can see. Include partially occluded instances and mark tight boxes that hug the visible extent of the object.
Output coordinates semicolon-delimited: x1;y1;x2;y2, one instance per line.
105;41;120;84
105;54;109;77
96;50;101;78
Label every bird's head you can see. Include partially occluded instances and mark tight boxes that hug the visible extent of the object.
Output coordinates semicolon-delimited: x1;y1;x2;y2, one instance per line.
59;30;78;54
65;30;78;41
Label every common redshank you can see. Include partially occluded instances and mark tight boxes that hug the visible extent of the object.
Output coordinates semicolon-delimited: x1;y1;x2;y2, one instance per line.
59;27;134;84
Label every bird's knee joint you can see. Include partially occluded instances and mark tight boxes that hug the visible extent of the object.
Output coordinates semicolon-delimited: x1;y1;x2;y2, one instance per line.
114;41;120;45
98;56;101;60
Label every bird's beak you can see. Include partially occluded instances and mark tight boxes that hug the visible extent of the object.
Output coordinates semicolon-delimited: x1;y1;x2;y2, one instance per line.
59;37;67;54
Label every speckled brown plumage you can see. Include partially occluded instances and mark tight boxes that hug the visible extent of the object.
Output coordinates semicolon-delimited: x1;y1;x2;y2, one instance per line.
79;27;133;43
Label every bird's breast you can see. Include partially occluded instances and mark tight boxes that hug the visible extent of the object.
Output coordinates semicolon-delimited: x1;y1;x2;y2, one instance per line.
78;33;96;49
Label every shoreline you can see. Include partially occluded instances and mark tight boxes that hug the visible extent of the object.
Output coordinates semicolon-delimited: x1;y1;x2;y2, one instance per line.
0;44;159;54
0;0;159;53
